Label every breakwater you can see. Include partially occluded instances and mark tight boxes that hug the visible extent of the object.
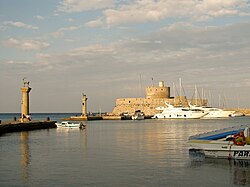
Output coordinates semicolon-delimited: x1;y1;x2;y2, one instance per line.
62;115;153;121
0;121;57;135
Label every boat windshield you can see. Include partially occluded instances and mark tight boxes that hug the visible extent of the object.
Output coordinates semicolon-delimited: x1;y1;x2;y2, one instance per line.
191;109;203;112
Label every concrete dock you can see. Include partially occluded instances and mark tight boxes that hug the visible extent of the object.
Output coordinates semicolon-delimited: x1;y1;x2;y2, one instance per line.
0;121;57;135
62;115;153;121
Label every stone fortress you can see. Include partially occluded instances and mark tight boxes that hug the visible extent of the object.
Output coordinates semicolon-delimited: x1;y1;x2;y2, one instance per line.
111;80;207;116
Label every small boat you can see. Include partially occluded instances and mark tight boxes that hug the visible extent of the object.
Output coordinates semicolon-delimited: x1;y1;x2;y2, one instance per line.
120;112;132;120
152;103;208;119
187;125;250;160
131;110;145;120
56;121;85;129
231;112;245;117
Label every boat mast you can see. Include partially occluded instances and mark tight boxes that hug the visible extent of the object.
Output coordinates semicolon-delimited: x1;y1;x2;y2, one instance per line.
173;82;176;106
139;74;143;111
219;94;221;108
179;78;182;106
195;84;198;106
208;90;211;106
201;87;204;106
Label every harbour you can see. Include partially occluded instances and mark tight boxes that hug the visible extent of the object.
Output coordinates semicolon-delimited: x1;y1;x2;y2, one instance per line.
0;78;249;136
1;0;250;186
0;113;250;187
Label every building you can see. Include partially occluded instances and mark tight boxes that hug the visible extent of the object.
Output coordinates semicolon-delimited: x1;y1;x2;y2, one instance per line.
111;81;207;116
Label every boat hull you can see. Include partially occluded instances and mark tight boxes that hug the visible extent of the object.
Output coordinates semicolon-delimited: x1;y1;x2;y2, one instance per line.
153;112;207;119
56;121;82;128
188;140;250;160
131;116;144;120
203;110;235;118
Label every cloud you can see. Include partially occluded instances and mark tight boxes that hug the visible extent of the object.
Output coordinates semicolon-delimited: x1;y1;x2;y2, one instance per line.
2;21;249;110
2;59;33;65
85;18;104;28
51;22;250;83
34;15;45;20
4;21;38;30
83;0;250;27
59;26;80;31
36;53;52;59
50;25;81;38
67;44;115;57
3;38;50;51
57;0;115;12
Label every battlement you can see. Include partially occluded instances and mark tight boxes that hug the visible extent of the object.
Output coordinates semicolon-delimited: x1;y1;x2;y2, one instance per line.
146;81;170;99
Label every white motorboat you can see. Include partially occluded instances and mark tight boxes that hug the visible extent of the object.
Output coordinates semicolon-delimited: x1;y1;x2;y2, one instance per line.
131;110;145;120
189;104;235;118
187;125;250;160
152;103;208;119
231;112;245;117
56;121;85;129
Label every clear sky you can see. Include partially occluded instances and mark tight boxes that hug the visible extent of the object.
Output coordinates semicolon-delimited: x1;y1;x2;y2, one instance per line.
0;0;250;113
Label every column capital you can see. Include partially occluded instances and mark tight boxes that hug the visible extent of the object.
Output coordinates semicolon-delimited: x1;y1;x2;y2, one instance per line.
21;87;32;93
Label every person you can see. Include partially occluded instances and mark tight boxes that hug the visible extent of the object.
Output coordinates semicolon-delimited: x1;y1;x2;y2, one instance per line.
26;115;31;121
79;122;86;129
233;131;246;146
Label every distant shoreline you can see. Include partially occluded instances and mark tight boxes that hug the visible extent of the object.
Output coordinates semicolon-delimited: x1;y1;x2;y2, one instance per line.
1;108;250;116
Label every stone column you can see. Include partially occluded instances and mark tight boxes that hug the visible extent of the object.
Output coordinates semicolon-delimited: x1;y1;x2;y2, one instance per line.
20;80;31;121
82;93;87;116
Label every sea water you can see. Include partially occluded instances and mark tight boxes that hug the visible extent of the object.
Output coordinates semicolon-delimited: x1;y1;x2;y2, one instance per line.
0;114;250;187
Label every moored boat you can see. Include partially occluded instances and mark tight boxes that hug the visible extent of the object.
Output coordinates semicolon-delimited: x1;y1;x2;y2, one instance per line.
189;104;235;118
231;112;245;117
187;125;250;160
56;121;85;129
131;110;145;120
152;103;208;119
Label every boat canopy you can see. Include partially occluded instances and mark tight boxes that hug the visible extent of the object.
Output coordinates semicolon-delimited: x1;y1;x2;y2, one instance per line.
189;125;250;140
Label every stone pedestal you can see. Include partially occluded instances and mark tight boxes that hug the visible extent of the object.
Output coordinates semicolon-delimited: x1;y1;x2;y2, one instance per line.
20;82;31;122
82;94;87;116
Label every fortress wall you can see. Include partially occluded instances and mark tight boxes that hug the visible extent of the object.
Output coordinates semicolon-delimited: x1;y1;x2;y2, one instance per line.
112;98;174;116
111;97;208;116
111;80;208;116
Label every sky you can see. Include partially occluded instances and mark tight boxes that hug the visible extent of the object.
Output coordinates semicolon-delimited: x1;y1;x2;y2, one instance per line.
0;0;250;113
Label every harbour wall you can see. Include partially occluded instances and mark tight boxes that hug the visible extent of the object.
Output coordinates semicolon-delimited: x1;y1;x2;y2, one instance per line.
111;97;207;116
229;108;250;116
0;121;57;135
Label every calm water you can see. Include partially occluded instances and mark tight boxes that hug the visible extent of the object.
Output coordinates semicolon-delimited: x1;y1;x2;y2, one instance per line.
1;113;250;187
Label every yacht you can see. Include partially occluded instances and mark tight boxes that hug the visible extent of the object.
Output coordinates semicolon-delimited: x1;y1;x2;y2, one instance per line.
189;104;235;118
152;103;208;119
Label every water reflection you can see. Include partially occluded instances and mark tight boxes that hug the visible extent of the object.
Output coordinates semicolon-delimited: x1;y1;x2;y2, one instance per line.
232;160;250;186
81;125;87;151
20;131;30;183
56;123;87;151
189;151;250;186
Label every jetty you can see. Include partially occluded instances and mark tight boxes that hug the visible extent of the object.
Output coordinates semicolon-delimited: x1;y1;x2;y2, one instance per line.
0;79;57;136
62;115;123;121
0;121;57;135
62;115;153;121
